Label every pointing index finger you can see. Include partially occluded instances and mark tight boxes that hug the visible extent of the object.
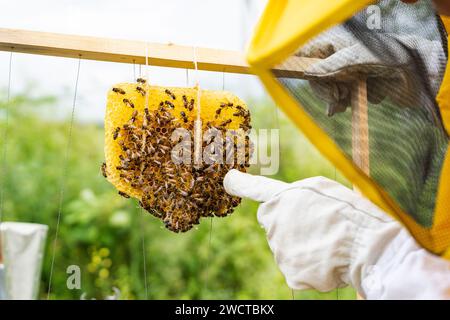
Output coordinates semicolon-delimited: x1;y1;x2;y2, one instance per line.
223;169;290;202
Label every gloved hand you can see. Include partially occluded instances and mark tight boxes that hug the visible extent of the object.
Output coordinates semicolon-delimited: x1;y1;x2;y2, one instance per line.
297;25;446;116
224;170;450;299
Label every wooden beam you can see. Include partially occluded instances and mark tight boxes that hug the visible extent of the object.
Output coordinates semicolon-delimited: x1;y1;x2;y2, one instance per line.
0;28;318;78
351;79;370;177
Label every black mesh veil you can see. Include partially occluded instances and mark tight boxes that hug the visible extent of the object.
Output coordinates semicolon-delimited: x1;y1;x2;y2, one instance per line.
273;0;448;233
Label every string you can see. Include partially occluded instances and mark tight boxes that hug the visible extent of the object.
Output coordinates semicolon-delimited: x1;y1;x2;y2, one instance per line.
0;50;13;224
192;46;202;168
138;43;150;299
139;206;149;299
272;103;291;300
203;215;213;295
47;55;81;299
202;71;226;297
193;47;201;122
144;43;150;109
145;43;150;82
333;118;340;301
222;71;225;91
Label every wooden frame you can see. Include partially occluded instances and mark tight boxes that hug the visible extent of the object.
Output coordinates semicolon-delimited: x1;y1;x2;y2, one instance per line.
0;28;317;78
0;28;370;176
0;27;370;172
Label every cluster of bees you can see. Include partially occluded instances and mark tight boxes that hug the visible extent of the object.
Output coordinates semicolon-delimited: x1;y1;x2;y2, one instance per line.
102;80;252;232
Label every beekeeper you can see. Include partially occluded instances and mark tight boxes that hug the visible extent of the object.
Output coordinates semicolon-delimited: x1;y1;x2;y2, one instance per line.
224;0;450;300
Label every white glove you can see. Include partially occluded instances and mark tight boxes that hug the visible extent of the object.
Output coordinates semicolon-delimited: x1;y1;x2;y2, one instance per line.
297;25;446;116
224;170;450;299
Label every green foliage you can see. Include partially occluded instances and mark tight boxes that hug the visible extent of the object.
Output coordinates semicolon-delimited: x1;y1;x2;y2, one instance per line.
0;89;354;300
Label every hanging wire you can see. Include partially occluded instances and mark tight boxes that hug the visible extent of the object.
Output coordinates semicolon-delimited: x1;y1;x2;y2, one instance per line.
138;43;150;299
0;50;13;224
139;206;149;299
270;100;291;300
333;118;340;301
192;46;202;168
203;215;213;294
274;106;293;300
222;71;225;91
192;47;201;121
274;106;297;300
47;55;82;299
202;70;226;296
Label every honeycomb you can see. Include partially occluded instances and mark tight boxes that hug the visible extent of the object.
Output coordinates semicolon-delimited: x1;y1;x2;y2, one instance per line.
103;80;252;232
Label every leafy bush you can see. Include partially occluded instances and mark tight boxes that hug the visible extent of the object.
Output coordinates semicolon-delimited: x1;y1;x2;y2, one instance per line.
0;89;354;300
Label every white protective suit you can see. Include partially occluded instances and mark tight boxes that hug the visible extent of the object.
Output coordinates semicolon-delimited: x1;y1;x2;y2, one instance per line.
222;23;450;300
224;170;450;300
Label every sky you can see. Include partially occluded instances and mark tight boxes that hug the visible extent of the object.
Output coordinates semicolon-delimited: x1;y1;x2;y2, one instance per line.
0;0;269;122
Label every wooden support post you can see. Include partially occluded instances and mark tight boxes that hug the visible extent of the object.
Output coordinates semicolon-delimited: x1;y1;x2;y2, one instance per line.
351;79;370;177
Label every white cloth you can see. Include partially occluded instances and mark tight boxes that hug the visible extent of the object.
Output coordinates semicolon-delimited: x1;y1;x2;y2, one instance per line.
0;222;48;300
224;169;450;299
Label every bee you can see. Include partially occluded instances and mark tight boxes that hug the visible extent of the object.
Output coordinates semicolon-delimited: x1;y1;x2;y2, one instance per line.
123;98;134;108
112;87;126;94
188;99;195;111
137;77;146;84
164;100;175;109
232;198;241;207
118;140;128;151
113;127;120;140
144;107;151;122
165;89;176;100
101;162;108;178
180;190;189;197
220;102;227;108
136;86;146;96
129;110;138;123
180;111;188;123
227;102;234;107
182;95;188;108
118;191;130;199
219;119;232;127
215;108;222;118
